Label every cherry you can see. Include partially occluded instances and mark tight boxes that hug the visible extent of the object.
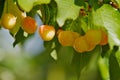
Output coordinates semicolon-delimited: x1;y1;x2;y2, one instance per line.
84;29;102;46
22;16;37;34
73;36;88;53
58;31;80;46
39;25;55;41
1;13;17;29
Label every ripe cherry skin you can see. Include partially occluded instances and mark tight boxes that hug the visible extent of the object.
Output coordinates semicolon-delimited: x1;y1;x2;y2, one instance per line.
22;16;37;34
84;29;102;45
73;36;88;53
39;25;55;41
1;13;17;29
58;31;80;46
99;30;108;45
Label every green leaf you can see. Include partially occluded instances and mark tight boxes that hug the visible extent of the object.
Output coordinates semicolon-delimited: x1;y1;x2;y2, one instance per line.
47;0;57;26
34;0;51;6
115;0;120;8
104;0;111;3
98;56;110;80
54;0;80;26
89;0;98;6
0;0;5;18
57;46;74;66
71;46;102;80
17;0;51;12
89;0;102;10
92;4;120;48
17;0;34;12
101;44;110;57
0;0;4;29
116;48;120;66
44;40;53;49
13;28;26;47
109;46;120;80
50;49;58;60
39;0;57;26
39;4;51;24
72;52;91;79
80;17;88;33
74;0;85;7
61;16;88;34
62;18;84;34
79;46;102;80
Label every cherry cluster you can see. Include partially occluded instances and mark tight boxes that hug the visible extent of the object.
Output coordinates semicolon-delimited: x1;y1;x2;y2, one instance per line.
38;24;108;53
58;29;108;53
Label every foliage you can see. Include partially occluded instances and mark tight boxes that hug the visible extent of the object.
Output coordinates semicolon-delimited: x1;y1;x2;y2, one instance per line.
0;0;120;80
